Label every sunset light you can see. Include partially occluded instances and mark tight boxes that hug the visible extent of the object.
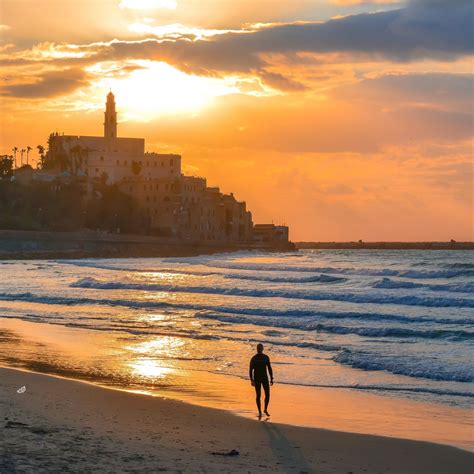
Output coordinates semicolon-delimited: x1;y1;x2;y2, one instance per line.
88;60;240;119
0;2;473;472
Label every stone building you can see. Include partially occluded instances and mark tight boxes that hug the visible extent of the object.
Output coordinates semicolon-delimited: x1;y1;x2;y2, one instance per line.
45;92;255;242
253;224;289;243
47;92;180;183
118;176;253;241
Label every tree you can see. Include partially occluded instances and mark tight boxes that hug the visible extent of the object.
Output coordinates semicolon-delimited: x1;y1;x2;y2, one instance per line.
20;149;25;167
26;146;32;166
37;145;45;168
0;155;14;180
12;147;18;169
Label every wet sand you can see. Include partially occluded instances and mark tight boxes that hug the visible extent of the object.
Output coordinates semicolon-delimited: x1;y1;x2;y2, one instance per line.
1;367;472;473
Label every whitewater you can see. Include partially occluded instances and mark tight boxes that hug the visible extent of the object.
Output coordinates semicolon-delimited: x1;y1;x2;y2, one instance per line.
0;249;473;408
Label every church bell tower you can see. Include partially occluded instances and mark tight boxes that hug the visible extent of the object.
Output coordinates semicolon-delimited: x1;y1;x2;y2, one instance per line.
104;91;117;138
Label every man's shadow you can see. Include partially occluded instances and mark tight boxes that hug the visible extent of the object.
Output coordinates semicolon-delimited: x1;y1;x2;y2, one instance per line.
261;422;312;473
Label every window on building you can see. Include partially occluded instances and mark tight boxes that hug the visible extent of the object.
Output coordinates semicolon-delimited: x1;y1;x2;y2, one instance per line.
169;158;173;166
100;156;104;161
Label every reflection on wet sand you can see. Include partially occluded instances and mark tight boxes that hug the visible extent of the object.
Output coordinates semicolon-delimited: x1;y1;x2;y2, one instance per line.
0;317;472;450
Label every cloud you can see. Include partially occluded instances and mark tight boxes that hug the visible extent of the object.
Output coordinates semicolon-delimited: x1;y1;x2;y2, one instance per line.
0;68;88;98
4;1;473;67
258;71;308;91
82;1;474;74
24;0;461;82
119;0;177;9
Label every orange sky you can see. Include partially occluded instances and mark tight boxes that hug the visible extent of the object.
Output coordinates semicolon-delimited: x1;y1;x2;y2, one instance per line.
0;0;473;241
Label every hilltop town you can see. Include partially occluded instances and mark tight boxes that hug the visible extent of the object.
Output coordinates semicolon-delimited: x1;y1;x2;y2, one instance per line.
0;92;291;257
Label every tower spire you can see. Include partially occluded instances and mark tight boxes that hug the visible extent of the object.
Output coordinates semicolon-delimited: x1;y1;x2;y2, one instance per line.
104;91;117;139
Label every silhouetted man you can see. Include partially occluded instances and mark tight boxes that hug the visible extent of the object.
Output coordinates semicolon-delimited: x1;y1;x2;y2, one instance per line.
249;343;273;418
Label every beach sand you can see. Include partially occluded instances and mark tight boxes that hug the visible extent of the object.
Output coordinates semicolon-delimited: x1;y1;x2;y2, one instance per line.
1;367;472;473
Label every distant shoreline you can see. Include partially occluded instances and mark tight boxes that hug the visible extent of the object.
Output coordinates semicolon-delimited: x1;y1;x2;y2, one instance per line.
296;242;474;250
1;230;472;261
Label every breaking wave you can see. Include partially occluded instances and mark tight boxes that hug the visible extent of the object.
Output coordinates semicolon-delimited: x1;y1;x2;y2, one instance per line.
198;262;474;279
1;292;471;326
373;278;474;294
224;273;346;283
334;351;474;383
70;277;474;308
196;312;474;341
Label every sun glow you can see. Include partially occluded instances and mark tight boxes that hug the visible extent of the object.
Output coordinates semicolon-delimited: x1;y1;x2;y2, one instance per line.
129;358;173;379
119;0;177;10
89;60;238;120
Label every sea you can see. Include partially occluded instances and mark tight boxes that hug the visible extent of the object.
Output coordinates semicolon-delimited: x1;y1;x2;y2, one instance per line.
0;250;473;445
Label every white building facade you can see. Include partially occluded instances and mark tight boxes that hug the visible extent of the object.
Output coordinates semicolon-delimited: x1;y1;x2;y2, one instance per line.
49;92;181;183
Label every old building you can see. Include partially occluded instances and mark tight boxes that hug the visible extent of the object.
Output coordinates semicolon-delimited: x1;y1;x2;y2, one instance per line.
43;92;290;245
253;224;289;243
47;92;180;183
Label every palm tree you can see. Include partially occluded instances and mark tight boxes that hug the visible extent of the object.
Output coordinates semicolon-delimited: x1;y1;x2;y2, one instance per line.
12;147;18;169
26;146;32;166
20;148;25;167
37;145;45;169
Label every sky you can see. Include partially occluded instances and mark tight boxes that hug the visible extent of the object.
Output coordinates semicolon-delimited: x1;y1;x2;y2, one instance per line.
0;0;472;241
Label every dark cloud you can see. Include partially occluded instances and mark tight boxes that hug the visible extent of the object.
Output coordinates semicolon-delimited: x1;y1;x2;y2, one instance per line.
1;1;472;95
87;0;473;73
2;1;471;76
258;70;308;91
0;68;88;98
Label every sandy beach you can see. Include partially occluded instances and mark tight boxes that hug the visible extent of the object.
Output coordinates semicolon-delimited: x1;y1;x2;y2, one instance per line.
1;367;472;473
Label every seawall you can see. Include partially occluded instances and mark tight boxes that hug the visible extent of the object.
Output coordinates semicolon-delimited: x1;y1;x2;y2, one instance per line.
0;230;295;259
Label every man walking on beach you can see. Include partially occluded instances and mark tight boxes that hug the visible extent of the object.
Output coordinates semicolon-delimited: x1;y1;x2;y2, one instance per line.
249;343;273;418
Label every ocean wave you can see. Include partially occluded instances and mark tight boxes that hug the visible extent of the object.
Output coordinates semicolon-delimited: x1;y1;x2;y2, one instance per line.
222;371;474;398
373;278;474;294
197;312;474;341
58;258;474;280
334;351;474;383
60;260;345;284
58;260;220;276
1;292;471;325
442;263;474;269
224;273;346;284
198;262;474;279
71;277;474;308
268;381;474;399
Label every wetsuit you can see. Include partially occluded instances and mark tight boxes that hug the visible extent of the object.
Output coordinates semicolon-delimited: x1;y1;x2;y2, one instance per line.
249;353;273;413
